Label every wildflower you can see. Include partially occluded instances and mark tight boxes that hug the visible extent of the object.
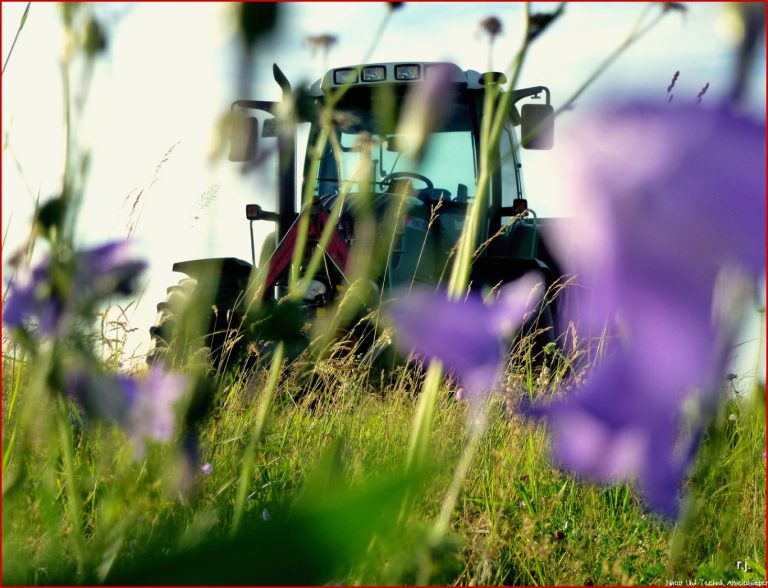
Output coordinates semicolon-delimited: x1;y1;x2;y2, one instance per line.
201;462;213;476
529;103;765;518
126;367;188;457
4;240;146;336
387;273;543;398
67;366;187;457
3;261;63;335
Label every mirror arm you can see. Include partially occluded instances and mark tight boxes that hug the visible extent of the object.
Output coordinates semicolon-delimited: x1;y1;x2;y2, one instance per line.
510;86;550;106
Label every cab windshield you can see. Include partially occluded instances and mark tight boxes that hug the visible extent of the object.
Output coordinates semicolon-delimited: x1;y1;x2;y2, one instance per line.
314;94;478;203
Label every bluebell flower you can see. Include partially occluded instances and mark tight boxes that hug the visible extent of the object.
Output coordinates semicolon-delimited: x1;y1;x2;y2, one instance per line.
530;104;765;517
124;367;188;457
387;273;543;398
4;240;146;336
67;366;187;457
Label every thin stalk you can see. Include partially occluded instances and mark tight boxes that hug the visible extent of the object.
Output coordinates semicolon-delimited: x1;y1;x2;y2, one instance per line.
554;4;664;117
231;342;285;536
2;2;31;76
423;5;535;554
288;9;394;293
2;429;17;473
288;123;331;291
57;398;86;579
432;408;487;537
404;361;443;471
5;349;25;423
750;306;764;405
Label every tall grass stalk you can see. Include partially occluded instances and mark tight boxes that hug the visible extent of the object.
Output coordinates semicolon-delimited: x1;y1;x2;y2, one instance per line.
417;4;534;542
554;3;667;117
288;9;395;294
56;397;86;580
231;341;285;535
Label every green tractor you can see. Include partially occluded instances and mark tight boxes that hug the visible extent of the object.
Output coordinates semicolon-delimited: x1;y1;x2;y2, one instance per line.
147;61;561;368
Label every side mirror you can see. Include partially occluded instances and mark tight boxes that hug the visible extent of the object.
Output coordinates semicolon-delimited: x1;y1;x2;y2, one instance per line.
228;114;259;162
521;103;554;150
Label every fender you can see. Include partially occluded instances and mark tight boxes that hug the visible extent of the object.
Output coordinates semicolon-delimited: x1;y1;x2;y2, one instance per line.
172;257;254;310
173;257;253;281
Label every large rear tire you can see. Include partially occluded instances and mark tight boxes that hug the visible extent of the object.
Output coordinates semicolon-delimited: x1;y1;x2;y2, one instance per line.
146;277;248;370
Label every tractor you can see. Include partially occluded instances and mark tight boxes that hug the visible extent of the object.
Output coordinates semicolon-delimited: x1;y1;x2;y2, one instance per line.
147;61;562;368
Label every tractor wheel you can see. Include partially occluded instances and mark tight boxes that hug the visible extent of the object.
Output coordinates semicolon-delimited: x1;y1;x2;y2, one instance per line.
146;277;247;370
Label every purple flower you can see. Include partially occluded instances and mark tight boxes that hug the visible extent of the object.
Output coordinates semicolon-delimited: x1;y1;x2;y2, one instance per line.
126;367;188;457
387;273;543;398
528;354;696;518
531;104;765;518
3;260;64;335
201;462;213;476
66;366;187;457
4;240;146;336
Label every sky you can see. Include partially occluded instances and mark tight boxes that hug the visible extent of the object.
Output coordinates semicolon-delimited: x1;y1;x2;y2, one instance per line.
1;2;765;379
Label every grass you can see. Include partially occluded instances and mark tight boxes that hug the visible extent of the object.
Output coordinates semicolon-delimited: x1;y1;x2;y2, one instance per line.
2;330;765;585
2;5;764;585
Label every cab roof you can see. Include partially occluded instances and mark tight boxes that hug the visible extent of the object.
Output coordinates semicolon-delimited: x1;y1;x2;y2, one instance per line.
309;61;503;96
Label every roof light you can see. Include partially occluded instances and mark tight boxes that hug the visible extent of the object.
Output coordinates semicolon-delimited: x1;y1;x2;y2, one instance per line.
479;71;508;85
333;68;357;85
394;64;420;81
361;65;386;82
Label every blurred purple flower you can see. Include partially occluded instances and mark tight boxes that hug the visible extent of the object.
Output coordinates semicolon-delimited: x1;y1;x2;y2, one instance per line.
531;104;765;518
3;261;63;335
126;367;188;457
4;239;146;336
387;273;543;398
201;462;213;476
66;366;187;457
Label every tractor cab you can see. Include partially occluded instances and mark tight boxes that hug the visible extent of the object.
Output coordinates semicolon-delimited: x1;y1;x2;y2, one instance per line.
150;61;559;365
231;61;555;296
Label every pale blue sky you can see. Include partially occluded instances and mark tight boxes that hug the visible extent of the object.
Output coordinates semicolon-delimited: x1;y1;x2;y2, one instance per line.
2;2;764;374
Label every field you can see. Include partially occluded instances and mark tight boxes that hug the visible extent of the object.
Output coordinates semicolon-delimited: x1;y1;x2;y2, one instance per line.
2;323;766;584
2;3;766;586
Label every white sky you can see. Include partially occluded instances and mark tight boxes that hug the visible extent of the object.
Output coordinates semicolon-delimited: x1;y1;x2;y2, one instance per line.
2;2;765;379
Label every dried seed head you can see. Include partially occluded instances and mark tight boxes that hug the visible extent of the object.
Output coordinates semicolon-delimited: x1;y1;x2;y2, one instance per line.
479;16;502;40
661;2;687;14
695;82;710;104
305;33;338;56
667;70;680;94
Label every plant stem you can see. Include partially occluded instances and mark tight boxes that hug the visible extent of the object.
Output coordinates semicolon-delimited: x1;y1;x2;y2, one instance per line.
231;342;285;535
2;2;31;77
57;398;86;580
554;4;665;117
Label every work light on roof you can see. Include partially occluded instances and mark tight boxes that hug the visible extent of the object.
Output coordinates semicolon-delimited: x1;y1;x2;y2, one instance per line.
362;66;386;82
395;64;420;81
333;68;357;85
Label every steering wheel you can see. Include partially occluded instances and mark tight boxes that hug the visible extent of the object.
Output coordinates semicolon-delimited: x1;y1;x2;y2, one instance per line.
380;171;434;192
